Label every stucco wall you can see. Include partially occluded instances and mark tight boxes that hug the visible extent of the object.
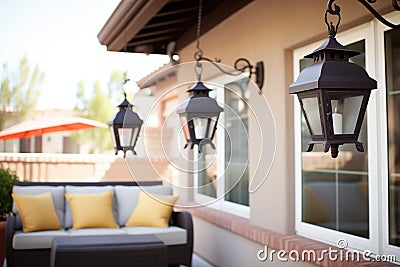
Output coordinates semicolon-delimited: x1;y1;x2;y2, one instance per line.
149;1;394;266
174;0;392;233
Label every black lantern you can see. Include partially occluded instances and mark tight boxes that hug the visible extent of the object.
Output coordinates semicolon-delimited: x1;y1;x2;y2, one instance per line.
107;94;143;157
177;81;223;151
289;7;377;158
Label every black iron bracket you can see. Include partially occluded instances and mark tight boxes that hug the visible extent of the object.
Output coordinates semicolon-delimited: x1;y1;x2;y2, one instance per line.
327;0;400;30
195;54;265;94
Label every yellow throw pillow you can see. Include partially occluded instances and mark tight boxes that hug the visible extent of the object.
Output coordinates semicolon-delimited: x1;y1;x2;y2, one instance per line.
65;190;118;229
125;192;178;228
12;192;62;233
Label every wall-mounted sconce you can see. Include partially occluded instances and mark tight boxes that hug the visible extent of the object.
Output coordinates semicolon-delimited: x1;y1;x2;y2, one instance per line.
289;1;378;158
107;80;143;157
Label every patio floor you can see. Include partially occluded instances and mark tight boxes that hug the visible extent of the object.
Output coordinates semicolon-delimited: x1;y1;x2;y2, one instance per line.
192;253;215;267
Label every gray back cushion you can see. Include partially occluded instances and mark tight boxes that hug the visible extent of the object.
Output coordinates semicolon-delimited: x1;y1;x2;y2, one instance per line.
114;185;173;226
12;186;65;229
64;186;116;229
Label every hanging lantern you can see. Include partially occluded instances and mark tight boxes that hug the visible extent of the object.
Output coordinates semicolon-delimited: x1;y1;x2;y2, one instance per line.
289;11;377;158
107;94;143;157
177;81;223;151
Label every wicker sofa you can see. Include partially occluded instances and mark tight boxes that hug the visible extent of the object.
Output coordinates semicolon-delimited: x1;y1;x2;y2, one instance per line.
5;181;193;267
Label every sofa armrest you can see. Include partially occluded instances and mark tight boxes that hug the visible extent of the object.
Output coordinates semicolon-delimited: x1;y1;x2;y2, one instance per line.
170;211;193;246
5;215;16;257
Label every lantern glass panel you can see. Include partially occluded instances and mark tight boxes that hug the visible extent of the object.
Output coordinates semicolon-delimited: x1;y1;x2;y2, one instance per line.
118;127;136;147
193;117;208;139
179;116;191;140
208;116;218;138
300;96;323;136
330;95;363;135
109;126;116;147
192;116;218;140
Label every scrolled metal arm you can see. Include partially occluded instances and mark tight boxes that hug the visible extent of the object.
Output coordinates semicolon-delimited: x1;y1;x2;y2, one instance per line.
358;0;400;29
393;0;400;11
327;0;400;31
197;56;264;93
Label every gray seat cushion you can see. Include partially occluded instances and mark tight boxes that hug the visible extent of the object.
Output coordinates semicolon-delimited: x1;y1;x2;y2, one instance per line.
13;226;186;249
122;226;187;245
64;186;115;228
13;230;69;249
114;185;173;226
67;228;128;237
12;186;65;229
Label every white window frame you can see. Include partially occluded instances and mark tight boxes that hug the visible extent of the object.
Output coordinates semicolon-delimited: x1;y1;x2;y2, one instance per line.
194;74;251;218
377;12;400;259
293;21;380;253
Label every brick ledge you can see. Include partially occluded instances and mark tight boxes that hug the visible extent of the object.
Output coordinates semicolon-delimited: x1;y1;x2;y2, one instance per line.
178;206;396;267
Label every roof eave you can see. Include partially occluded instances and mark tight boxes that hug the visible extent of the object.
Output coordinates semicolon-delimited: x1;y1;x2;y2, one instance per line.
98;0;254;54
98;0;169;52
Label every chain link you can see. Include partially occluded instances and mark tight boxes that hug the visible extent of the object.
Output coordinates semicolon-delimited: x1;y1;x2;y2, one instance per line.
194;0;203;80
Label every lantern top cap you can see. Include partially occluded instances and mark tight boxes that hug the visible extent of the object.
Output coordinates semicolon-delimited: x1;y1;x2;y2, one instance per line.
187;81;212;93
305;36;360;59
117;94;133;108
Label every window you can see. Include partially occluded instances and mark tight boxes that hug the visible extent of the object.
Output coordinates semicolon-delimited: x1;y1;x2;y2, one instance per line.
194;77;250;217
301;40;370;239
295;13;400;260
294;22;378;253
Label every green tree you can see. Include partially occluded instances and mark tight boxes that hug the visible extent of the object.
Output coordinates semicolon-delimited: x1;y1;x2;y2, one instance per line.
0;56;44;130
73;71;125;153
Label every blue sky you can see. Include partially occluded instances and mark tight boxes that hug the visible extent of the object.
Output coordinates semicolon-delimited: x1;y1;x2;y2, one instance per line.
0;0;169;110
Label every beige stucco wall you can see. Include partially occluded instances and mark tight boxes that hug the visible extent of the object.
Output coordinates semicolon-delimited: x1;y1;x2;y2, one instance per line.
150;1;393;266
175;0;392;232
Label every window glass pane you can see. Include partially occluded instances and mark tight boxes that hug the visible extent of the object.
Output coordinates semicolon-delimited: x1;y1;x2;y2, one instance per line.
197;145;217;198
301;40;369;238
196;90;218;198
195;79;249;207
386;28;400;246
224;79;249;206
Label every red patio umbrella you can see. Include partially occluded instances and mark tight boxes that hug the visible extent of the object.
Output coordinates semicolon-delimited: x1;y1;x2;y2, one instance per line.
0;112;107;140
